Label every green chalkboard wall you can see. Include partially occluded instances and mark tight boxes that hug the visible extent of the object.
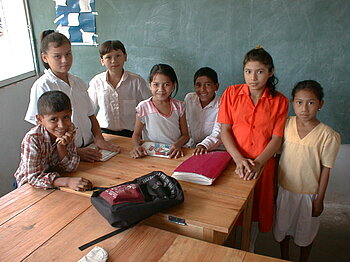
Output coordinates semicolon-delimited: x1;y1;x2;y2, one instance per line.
28;0;349;143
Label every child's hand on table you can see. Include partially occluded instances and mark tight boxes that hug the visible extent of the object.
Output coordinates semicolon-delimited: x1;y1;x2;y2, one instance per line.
95;137;121;153
77;147;102;162
234;157;255;179
167;145;184;159
193;145;208;155
242;161;264;181
67;177;92;191
130;146;148;158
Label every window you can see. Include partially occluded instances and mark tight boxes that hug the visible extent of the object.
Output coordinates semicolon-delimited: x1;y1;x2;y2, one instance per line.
0;0;37;87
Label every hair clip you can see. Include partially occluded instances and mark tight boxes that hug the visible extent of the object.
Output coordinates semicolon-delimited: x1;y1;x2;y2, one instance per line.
255;44;262;49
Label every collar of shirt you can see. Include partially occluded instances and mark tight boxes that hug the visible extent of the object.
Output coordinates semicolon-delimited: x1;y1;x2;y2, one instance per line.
104;70;130;89
45;69;72;86
194;93;220;109
238;83;272;99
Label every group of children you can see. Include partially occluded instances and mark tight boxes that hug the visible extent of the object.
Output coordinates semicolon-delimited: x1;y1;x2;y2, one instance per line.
14;30;340;262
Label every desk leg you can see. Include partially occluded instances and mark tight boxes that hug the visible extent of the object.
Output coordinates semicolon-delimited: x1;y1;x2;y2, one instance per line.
203;228;226;245
241;190;254;251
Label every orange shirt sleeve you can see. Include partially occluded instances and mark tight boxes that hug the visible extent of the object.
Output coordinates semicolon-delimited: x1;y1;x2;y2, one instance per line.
272;93;289;137
217;85;235;125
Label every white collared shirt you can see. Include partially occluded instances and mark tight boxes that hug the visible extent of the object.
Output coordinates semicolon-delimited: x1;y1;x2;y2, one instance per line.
184;92;222;150
88;71;151;131
25;69;95;147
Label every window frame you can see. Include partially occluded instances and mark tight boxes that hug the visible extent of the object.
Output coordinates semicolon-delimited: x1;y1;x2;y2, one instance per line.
0;0;39;88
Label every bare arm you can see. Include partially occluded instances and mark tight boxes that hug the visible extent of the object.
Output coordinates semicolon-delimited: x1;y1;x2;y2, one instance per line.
220;123;254;178
244;134;282;180
89;115;120;152
130;116;147;158
168;113;189;159
312;166;331;217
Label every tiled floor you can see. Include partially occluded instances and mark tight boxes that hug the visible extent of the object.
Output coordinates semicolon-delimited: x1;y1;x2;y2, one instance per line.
253;203;350;262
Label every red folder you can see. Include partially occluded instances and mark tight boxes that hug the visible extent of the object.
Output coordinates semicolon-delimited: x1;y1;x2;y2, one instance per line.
172;151;232;185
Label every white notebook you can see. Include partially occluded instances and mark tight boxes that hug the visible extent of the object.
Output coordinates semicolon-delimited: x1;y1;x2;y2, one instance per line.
86;143;119;161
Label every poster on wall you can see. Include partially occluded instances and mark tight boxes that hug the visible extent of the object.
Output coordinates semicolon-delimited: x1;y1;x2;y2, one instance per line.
54;0;97;45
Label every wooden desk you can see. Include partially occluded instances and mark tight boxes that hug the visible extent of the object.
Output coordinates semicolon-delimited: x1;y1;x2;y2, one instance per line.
61;135;257;250
0;186;286;262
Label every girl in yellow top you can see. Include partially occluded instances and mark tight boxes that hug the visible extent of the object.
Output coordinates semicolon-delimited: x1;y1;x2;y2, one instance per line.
273;80;341;262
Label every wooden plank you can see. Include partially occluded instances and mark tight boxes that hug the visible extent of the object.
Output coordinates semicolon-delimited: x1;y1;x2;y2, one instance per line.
0;184;53;225
159;234;246;262
24;208;177;262
0;190;91;262
243;252;288;262
108;225;177;262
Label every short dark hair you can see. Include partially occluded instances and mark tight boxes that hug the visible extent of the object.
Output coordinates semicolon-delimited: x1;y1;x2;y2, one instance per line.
292;80;324;101
148;64;179;97
99;40;126;57
193;67;218;84
243;47;278;96
37;91;72;115
40;30;71;69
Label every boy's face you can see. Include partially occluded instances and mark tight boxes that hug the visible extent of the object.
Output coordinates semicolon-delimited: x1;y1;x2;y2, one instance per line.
36;109;73;141
194;76;219;108
101;49;127;73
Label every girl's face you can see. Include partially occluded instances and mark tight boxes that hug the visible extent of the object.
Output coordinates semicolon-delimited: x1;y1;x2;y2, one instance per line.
194;76;219;108
293;89;323;122
41;42;72;78
150;73;175;102
101;49;127;73
243;61;273;94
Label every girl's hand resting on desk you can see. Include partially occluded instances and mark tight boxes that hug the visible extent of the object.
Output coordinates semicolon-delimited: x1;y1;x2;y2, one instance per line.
130;146;148;158
95;137;121;153
242;161;264;181
193;145;208;155
167;145;183;159
234;157;254;178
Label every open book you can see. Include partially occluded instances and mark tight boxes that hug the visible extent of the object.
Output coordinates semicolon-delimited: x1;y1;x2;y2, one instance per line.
172;151;232;185
87;143;119;161
141;141;171;158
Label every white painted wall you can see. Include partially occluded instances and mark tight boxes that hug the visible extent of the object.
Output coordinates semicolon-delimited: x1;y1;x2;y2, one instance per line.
326;145;350;205
0;77;36;196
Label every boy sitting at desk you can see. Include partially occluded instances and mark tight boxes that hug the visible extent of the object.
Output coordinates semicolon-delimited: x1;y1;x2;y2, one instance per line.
14;91;92;191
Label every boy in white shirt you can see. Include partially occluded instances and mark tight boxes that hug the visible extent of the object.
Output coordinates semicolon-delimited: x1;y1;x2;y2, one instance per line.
185;67;223;155
88;40;151;137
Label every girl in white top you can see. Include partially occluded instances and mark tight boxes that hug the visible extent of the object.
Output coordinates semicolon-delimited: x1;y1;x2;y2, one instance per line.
88;40;151;137
273;80;340;262
185;67;223;155
131;64;189;159
25;30;120;162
